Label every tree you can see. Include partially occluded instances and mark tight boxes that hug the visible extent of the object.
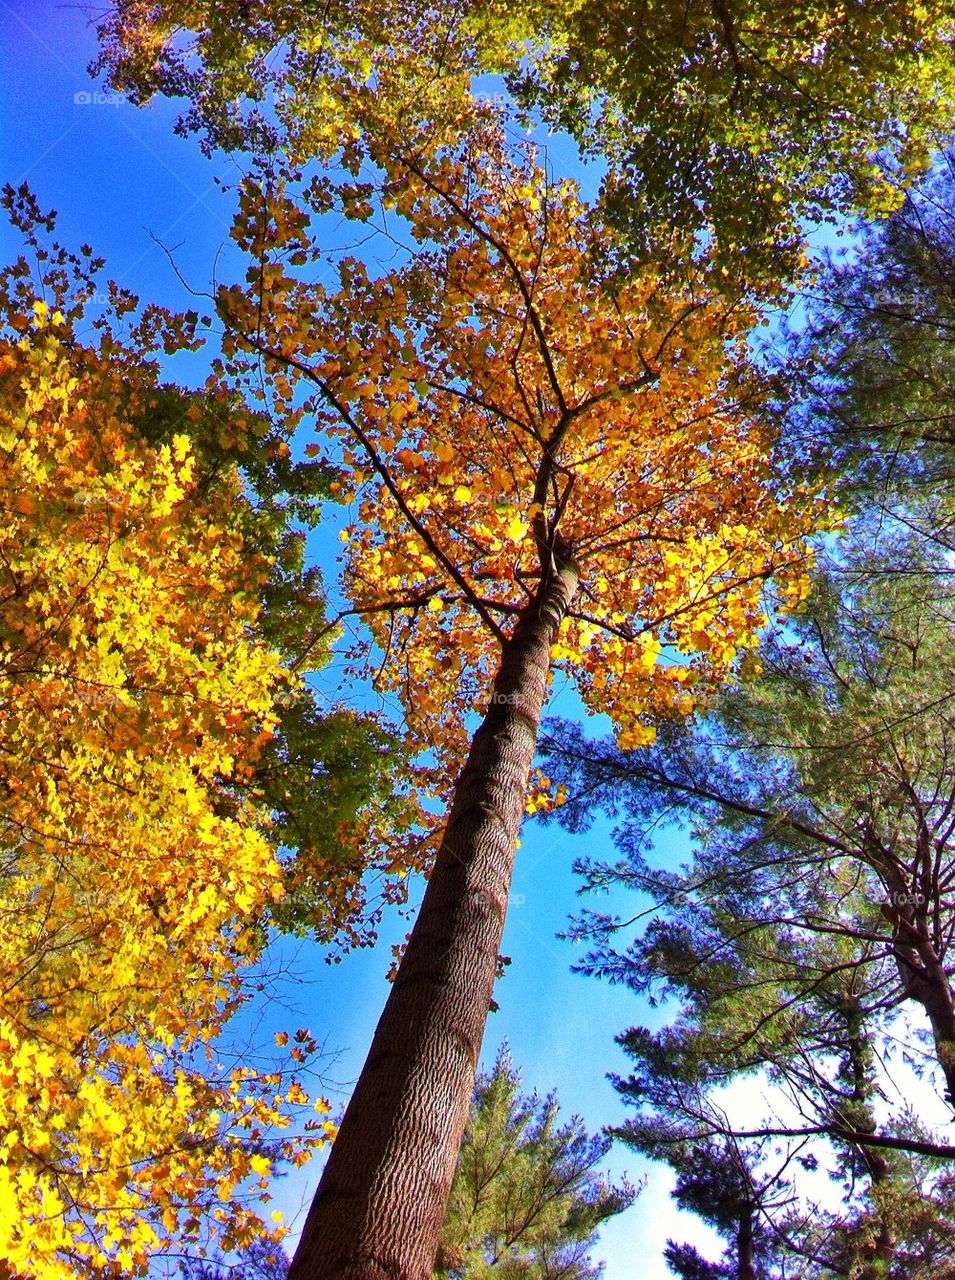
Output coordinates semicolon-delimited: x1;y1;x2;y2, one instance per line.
539;151;955;1115
593;875;920;1276
781;154;955;551
207;118;810;1280
552;780;955;1277
512;1;955;284
0;187;414;1276
0;304;323;1274
173;1050;631;1280
537;158;955;1278
0;183;408;952
540;563;955;1271
434;1048;635;1279
661;1142;775;1280
124;374;407;944
95;1;955;289
545;536;955;1092
94;0;499;158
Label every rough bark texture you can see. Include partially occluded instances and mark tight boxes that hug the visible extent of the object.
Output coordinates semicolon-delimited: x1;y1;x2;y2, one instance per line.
881;874;955;1104
869;827;955;1106
899;934;955;1105
288;552;579;1280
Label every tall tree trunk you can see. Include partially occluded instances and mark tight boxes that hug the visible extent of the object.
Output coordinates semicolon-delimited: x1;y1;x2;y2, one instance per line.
882;893;955;1104
869;829;955;1105
736;1205;756;1280
288;548;580;1280
840;997;896;1278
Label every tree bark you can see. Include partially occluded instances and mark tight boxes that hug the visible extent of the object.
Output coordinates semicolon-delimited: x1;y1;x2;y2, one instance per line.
868;828;955;1106
840;997;895;1278
736;1206;756;1280
881;878;955;1105
287;548;580;1280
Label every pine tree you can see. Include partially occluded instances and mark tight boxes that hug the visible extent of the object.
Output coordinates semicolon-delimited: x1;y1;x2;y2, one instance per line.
435;1048;635;1279
539;157;955;1278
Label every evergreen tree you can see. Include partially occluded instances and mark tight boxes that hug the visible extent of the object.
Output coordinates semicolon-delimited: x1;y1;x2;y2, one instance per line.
663;1143;772;1280
435;1049;636;1279
786;154;955;543
174;1052;633;1280
540;157;955;1275
181;1240;292;1280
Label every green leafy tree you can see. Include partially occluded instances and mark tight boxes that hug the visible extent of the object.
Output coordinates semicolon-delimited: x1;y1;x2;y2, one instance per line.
598;894;916;1277
542;577;955;1273
513;2;955;284
171;1052;633;1280
435;1049;636;1279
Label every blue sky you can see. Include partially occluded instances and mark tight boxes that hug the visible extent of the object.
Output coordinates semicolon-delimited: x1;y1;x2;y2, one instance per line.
0;3;726;1274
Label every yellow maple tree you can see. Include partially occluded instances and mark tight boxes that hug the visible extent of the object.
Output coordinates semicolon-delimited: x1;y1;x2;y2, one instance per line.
0;301;327;1276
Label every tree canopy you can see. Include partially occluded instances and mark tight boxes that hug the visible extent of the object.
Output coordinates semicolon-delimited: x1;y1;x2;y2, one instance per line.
514;1;955;280
0;185;410;1275
0;267;318;1276
216;113;812;839
95;1;955;286
80;3;955;1275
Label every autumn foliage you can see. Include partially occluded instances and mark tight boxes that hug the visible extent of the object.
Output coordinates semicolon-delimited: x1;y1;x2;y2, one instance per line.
223;116;814;821
0;297;326;1272
95;0;955;289
210;117;821;1276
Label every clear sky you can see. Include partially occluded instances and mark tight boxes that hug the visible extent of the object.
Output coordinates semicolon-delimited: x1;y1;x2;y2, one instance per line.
0;3;725;1274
